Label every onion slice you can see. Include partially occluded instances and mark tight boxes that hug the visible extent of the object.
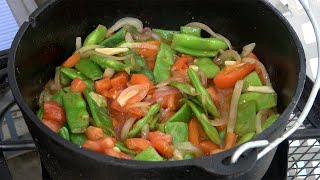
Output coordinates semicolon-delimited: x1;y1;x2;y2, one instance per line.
174;142;203;154
119;42;159;50
126;102;151;109
117;84;149;107
120;117;136;141
185;22;232;49
171;149;184;160
209;118;228;126
242;57;272;87
217;50;241;63
89;92;107;107
241;43;256;57
75;45;102;54
75;37;82;51
225;61;236;66
81;50;129;60
247;86;275;93
227;80;244;133
95;47;129;55
125;32;134;43
107;17;143;37
256;109;275;134
103;68;115;78
54;67;61;90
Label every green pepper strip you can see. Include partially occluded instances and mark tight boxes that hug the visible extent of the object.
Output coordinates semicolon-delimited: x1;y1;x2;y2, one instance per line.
70;133;87;145
180;26;201;37
152;29;178;42
50;89;66;105
100;28;127;47
153;43;175;83
36;106;44;119
173;45;218;57
75;59;103;81
60;67;94;89
58;126;70;141
63;92;90;133
186;100;221;145
90;54;128;72
127;104;160;138
166;103;192;123
83;88;114;136
188;68;220;118
115;141;136;155
149;114;160;130
169;81;197;96
172;33;228;51
83;24;107;46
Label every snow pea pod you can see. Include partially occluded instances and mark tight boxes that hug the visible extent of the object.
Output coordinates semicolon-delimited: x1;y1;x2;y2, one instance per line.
237;132;256;145
188;68;220;118
90;54;128;72
134;146;163;161
50;89;66;105
234;101;257;136
166;104;192;123
60;67;94;89
115;141;136;155
58;126;70;141
180;26;201;37
75;59;103;81
83;88;114;136
70;133;87;145
165;122;189;144
83;25;107;46
60;69;72;86
242;71;263;92
153;43;175;83
100;28;127;47
152;29;178;42
262;114;280;131
195;57;220;79
124;56;155;82
169;81;196;96
173;45;218;57
36;107;44;119
239;92;277;112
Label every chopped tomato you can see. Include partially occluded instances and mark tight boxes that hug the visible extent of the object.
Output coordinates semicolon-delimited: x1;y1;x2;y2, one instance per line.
95;77;112;94
85;126;104;141
43;101;66;123
111;100;124;112
160;93;182;111
111;72;129;88
130;74;154;91
82;140;103;153
206;86;219;106
199;141;219;154
70;78;87;93
214;62;255;88
42;119;62;133
127;107;145;119
105;85;126;99
62;51;80;68
96;137;115;149
188;118;201;146
135;41;160;59
104;148;120;158
119;152;133;159
174;55;193;70
125;138;151;153
148;131;174;158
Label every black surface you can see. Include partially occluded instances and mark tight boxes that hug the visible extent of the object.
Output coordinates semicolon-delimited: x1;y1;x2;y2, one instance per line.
7;0;306;179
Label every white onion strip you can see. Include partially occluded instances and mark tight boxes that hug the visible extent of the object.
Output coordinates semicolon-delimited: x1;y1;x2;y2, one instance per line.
95;47;129;55
119;42;159;50
126;102;151;109
107;17;143;37
120;117;136;141
256;109;275;134
75;37;82;51
225;61;237;66
247;86;275;93
241;43;256;57
75;45;102;55
81;50;129;60
125;32;134;43
185;22;232;49
242;57;272;87
227;80;244;133
174;142;203;154
54;67;61;90
210;118;228;126
117;84;149;107
218;50;241;63
103;68;115;78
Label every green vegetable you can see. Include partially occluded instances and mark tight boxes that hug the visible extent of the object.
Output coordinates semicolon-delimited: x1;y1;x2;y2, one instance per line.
152;29;178;42
124;56;155;82
183;153;195;159
262;114;280;131
180;26;201;37
83;88;114;136
186;100;221;145
239;92;277;112
173;45;218;57
157;124;166;133
75;59;103;81
219;128;226;141
50;90;66;105
58;126;70;141
83;25;107;46
90;54;128;71
70;133;87;145
149;114;160;130
165;122;188;144
237;132;256;145
188;68;220;118
153;43;175;83
172;33;228;51
59;67;72;86
134;146;163;161
169;81;197;96
195;57;220;78
100;28;127;47
166;104;193;123
36;107;44;119
242;72;263;91
60;67;94;89
127;104;160;138
115;141;136;155
234;101;257;136
63;92;90;133
63;86;71;93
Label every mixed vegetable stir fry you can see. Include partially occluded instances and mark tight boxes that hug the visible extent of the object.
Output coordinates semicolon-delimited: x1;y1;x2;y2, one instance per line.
37;17;279;161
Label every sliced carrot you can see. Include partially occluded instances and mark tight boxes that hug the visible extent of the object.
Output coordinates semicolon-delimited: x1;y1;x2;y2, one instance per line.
42;119;63;133
188;118;201;146
62;51;81;68
111;72;129;88
206;86;219;106
146;60;156;70
130;74;154;90
135;41;161;59
82;140;103;153
104;148;120;158
199;141;219;154
224;132;238;150
246;52;259;60
125;138;151;153
70;78;87;93
95;77;112;94
85;126;104;141
96;137;115;150
43;101;66;123
174;55;193;70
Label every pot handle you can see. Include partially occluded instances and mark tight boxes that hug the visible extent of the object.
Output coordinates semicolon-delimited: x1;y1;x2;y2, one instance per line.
0;68;15;123
231;0;320;164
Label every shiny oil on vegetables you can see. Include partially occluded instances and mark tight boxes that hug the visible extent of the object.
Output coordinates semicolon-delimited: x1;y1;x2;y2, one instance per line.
37;17;279;161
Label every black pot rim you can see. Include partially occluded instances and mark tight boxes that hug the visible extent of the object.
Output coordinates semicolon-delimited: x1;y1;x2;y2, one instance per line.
7;0;306;173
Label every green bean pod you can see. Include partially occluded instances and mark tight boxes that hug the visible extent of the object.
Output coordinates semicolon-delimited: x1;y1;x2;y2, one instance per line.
75;59;103;81
169;81;197;96
100;28;127;47
90;54;128;71
173;45;218;57
60;67;94;89
149;114;160;130
83;25;107;46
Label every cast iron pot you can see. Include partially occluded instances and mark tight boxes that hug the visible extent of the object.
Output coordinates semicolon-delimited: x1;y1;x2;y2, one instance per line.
7;0;305;179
